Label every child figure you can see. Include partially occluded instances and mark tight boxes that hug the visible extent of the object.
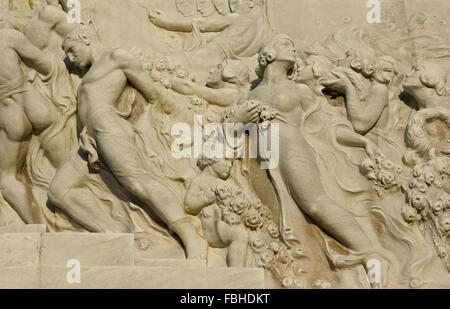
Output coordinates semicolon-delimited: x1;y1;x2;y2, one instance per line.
184;157;250;267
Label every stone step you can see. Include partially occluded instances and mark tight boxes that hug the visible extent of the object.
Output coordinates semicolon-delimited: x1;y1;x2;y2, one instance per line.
134;258;206;268
0;266;265;289
0;233;41;267
0;224;47;233
40;233;134;267
0;233;134;267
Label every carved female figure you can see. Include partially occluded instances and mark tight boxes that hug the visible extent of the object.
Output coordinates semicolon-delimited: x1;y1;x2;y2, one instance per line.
248;34;387;286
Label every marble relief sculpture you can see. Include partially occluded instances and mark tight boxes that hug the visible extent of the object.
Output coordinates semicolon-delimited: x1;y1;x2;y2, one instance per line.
0;0;450;289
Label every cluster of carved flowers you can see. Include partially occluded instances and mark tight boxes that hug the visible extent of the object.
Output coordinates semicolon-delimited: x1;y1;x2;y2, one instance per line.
212;183;310;288
360;156;404;197
213;183;269;231
401;157;450;262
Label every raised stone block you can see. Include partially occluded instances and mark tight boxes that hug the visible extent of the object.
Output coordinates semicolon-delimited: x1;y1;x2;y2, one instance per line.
0;233;41;267
40;233;134;267
0;267;39;289
40;266;265;289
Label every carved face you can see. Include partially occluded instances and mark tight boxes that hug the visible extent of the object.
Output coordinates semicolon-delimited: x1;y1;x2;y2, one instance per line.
176;0;196;17
211;158;233;180
229;0;253;14
295;58;315;83
274;37;297;65
206;61;226;87
403;64;424;90
197;0;215;17
376;62;396;84
64;39;92;69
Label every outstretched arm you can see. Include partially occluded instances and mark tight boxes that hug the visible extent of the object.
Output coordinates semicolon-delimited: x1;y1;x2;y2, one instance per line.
149;9;235;33
171;78;240;107
1;29;53;76
335;125;384;159
112;49;162;103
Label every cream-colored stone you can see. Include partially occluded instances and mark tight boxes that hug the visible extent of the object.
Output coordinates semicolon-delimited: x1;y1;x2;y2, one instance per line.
0;0;449;289
0;224;47;233
134;258;206;268
40;233;134;266
0;267;39;289
39;266;265;289
0;233;41;267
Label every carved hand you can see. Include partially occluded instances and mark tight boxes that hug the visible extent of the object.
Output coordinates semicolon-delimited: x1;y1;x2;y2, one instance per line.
148;9;167;28
229;100;261;124
170;77;195;96
321;71;352;94
365;141;385;160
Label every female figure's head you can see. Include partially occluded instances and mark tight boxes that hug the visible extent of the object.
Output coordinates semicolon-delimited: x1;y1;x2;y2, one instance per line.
338;48;377;79
374;56;399;85
256;33;297;79
404;61;448;97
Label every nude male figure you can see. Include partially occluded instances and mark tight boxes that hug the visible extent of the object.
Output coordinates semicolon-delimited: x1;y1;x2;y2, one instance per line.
48;27;207;258
0;28;56;223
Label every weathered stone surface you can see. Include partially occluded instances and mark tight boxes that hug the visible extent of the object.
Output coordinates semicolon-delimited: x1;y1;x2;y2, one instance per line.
40;233;134;267
0;224;47;233
39;266;265;289
134;258;206;268
0;233;41;267
0;267;39;289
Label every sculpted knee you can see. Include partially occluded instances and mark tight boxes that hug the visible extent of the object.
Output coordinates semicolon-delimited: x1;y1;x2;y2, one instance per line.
48;180;68;209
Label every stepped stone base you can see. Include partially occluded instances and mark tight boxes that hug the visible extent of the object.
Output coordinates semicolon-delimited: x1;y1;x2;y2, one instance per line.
0;230;265;289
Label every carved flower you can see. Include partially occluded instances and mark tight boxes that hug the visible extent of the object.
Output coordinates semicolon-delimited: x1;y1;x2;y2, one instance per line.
401;206;418;224
437;245;448;259
223;210;241;226
431;200;444;214
278;248;294;264
410;193;428;211
215;184;233;202
267;224;280;238
381;160;395;171
268;241;280;253
395;165;404;174
252;237;265;250
154;58;166;72
361;158;376;175
281;277;294;288
433;158;448;174
441;194;450;210
260;250;276;267
249;197;263;210
228;197;249;215
439;215;450;233
244;208;263;230
424;170;436;186
292;246;306;259
416;182;428;193
378;170;396;187
313;279;331;289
